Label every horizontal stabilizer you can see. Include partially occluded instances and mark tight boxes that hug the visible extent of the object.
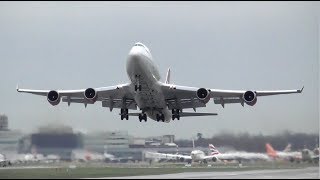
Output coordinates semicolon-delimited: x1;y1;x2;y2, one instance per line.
125;112;218;117
180;112;218;117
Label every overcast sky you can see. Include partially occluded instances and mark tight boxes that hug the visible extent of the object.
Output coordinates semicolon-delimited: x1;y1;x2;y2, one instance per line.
0;2;318;139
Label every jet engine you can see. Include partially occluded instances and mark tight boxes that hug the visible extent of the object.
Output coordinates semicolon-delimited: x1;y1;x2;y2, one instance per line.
243;90;257;106
196;88;210;103
84;88;97;103
47;90;60;106
179;157;185;162
212;157;217;162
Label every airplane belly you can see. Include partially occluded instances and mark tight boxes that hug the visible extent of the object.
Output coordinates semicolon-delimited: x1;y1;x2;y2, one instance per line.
134;86;171;122
127;50;170;122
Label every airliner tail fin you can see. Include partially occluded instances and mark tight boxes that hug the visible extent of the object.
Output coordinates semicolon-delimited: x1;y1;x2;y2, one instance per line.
165;68;171;84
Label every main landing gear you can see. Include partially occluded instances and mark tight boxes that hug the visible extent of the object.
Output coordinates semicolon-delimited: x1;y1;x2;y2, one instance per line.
139;113;147;122
156;113;165;122
172;109;180;120
120;108;128;120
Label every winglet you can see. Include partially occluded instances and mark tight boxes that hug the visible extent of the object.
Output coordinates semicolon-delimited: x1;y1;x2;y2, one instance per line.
298;86;304;93
16;84;19;92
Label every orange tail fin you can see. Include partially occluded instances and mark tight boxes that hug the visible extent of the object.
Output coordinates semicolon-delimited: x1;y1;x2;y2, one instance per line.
265;143;277;158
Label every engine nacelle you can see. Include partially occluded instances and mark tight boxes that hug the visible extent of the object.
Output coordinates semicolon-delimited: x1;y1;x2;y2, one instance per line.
243;90;257;106
196;88;210;103
84;88;97;103
212;157;217;162
47;90;60;106
179;157;185;162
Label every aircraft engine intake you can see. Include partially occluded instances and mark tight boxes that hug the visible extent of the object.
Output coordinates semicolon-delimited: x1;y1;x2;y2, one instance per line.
47;90;60;106
212;157;217;162
243;90;257;106
84;88;97;103
196;88;210;103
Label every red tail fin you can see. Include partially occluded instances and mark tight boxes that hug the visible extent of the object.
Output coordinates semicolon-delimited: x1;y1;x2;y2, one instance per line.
209;144;220;155
265;143;277;158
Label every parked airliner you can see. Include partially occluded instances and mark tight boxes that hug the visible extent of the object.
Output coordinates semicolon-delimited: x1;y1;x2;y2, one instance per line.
17;42;303;122
145;143;269;164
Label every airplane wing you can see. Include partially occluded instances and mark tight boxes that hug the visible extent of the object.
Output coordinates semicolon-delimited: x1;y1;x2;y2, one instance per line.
161;83;303;108
145;151;191;161
204;152;269;162
17;83;136;110
219;152;269;161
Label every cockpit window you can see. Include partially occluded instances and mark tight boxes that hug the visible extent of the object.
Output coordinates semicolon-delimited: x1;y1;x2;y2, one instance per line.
134;42;152;56
135;43;144;47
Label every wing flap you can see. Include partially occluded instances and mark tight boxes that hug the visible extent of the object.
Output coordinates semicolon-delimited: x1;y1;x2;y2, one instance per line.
102;99;137;110
61;97;137;110
166;98;206;110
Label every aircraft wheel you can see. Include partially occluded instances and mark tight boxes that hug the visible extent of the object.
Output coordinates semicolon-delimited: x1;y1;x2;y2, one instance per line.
172;109;180;120
157;114;165;122
143;114;147;122
156;114;160;121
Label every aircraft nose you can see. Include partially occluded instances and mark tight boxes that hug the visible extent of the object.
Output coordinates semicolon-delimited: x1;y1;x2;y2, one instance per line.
129;46;143;57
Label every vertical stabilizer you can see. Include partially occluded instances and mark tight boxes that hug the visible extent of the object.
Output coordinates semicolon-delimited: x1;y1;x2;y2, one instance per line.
283;143;292;152
209;144;220;155
165;68;171;84
265;143;277;158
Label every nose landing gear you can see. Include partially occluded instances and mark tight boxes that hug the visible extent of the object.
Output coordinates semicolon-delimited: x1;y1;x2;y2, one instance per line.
156;113;165;122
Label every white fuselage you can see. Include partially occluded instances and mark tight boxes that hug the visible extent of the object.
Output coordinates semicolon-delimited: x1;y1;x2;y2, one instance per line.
276;151;302;160
190;150;206;162
126;43;171;122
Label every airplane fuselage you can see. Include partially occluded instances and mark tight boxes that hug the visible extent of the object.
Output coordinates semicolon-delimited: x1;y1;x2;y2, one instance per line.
126;43;171;122
190;150;206;162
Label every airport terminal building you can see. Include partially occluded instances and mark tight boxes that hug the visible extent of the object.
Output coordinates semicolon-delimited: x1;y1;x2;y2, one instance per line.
17;124;83;161
83;131;181;162
0;114;24;153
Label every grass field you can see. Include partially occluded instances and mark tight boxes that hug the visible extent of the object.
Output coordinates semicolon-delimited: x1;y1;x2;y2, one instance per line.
0;162;318;179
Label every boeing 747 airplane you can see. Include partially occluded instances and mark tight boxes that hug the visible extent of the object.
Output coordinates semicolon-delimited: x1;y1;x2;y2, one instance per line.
17;42;303;123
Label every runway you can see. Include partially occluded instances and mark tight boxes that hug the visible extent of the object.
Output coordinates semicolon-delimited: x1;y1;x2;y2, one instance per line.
99;167;319;179
0;166;59;170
